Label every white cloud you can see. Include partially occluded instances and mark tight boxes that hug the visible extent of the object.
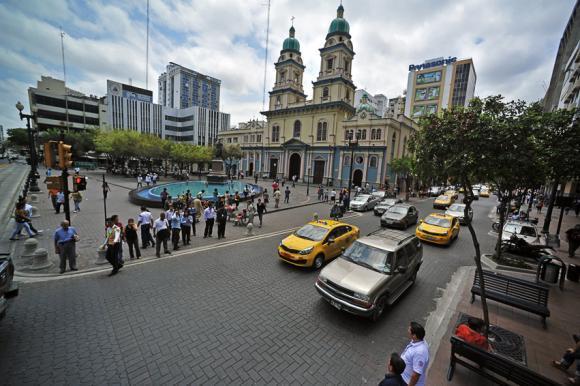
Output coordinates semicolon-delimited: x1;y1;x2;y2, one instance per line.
0;0;575;130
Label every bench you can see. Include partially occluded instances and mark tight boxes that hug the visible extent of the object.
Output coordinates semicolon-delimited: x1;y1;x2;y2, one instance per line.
471;270;550;328
448;335;560;385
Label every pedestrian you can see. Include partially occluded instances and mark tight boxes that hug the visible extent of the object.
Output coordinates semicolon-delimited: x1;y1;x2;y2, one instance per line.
284;186;291;204
330;202;342;220
566;224;580;258
153;173;158;185
170;209;182;250
54;220;78;274
181;209;193;245
102;180;111;199
46;168;52;177
145;173;151;186
263;189;269;207
552;334;580;385
378;353;407;386
274;189;281;208
70;189;83;212
254;174;258;184
203;202;216;238
138;206;155;249
272;181;279;192
342;194;350;214
246;201;255;224
110;215;125;266
160;188;169;209
216;204;227;239
56;190;65;213
124;218;141;259
330;189;336;203
234;192;241;208
22;199;40;235
292;174;297;188
102;218;122;275
317;185;323;201
153;212;171;258
10;202;37;240
256;199;267;228
48;188;59;212
400;321;429;386
137;174;143;188
324;188;329;202
536;200;544;214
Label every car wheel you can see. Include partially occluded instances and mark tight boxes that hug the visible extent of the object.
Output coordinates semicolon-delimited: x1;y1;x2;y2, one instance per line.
372;296;387;322
312;254;325;270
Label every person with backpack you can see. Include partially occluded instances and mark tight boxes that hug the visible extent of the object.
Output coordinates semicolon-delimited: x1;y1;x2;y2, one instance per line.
70;189;83;213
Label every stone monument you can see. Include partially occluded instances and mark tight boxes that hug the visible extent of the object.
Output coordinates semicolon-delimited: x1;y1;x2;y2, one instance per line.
206;140;228;184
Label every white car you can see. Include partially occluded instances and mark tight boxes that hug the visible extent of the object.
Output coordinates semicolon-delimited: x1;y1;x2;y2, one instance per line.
349;194;380;211
501;221;545;245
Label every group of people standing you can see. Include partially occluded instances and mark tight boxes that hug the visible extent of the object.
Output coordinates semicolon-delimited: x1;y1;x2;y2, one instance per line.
136;172;159;188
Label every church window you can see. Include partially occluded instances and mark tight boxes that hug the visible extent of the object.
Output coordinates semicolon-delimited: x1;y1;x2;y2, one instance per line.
344;59;349;73
343;155;351;165
391;133;397;160
280;70;286;82
346;89;350;101
323;87;329;98
317;121;328;141
293;120;301;137
272;125;280;142
357;129;367;140
327;57;334;70
345;129;353;140
289;53;293;58
339;36;343;42
275;96;281;106
371;128;382;140
369;156;378;168
257;134;262;143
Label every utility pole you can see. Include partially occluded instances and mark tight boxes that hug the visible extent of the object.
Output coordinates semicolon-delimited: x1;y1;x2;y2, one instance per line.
262;0;271;111
60;28;70;132
59;130;71;224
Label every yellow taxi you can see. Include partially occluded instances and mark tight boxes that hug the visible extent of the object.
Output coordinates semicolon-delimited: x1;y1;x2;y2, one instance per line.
278;220;360;269
433;194;454;209
445;190;459;200
415;213;460;245
479;189;490;198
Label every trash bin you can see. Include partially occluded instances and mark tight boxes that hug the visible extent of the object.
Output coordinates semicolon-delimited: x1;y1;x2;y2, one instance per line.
540;260;561;284
567;264;579;282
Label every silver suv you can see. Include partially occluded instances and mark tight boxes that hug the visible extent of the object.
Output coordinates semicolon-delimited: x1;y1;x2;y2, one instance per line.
315;229;423;321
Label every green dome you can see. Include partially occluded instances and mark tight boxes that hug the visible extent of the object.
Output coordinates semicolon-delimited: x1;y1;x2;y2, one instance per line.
282;26;300;52
328;5;350;35
357;94;375;114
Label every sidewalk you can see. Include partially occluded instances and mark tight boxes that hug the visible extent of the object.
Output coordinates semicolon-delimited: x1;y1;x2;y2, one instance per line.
427;203;580;385
2;168;335;276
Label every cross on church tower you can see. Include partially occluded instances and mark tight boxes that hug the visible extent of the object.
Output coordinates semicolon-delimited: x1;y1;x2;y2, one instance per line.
291;16;294;26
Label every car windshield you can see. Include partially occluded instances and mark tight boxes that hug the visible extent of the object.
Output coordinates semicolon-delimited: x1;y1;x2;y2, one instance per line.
504;224;536;237
372;191;385;198
436;195;449;201
380;199;397;206
387;206;408;215
424;216;451;228
342;241;393;273
295;224;328;241
448;204;465;212
354;195;370;202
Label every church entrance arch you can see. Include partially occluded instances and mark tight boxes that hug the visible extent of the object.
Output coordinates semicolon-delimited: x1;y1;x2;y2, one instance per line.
288;153;301;180
353;169;363;188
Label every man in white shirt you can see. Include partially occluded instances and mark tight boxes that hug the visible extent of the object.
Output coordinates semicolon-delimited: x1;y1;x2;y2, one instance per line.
137;175;143;188
400;321;429;386
137;206;155;249
203;203;216;238
153;212;171;258
145;174;152;186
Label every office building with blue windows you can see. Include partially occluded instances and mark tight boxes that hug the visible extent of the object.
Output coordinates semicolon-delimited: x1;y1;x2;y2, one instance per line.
158;62;221;111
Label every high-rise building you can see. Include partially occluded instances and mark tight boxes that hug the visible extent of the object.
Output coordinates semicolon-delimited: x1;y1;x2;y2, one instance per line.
158;62;221;111
28;76;101;131
404;57;476;119
354;90;388;117
387;95;406;117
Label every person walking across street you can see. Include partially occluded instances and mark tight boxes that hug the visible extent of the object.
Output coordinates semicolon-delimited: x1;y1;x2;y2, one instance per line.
400;321;429;386
153;212;171;258
170;209;182;250
203;203;216;238
10;202;37;240
256;199;266;228
566;224;580;258
138;206;155;249
181;209;193;245
48;188;59;213
56;190;65;214
54;220;78;274
216;205;227;239
124;218;141;259
274;189;281;208
70;189;83;213
284;186;291;204
102;218;121;276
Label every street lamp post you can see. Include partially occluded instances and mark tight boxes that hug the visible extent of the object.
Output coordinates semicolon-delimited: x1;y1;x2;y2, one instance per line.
15;101;40;193
306;167;311;196
347;135;358;201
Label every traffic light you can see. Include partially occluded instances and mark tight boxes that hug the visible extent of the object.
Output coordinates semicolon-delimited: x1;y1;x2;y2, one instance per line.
73;175;87;191
43;141;58;168
58;141;73;170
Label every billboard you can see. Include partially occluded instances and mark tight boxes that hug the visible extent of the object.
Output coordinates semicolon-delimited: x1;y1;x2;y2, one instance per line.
416;71;442;84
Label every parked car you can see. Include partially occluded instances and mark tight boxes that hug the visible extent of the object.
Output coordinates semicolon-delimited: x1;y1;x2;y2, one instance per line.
380;204;419;229
278;220;360;269
445;203;473;225
0;253;19;320
428;186;443;197
315;229;423;321
350;194;380;211
433;194;454;209
501;220;545;246
374;198;403;216
415;213;460;245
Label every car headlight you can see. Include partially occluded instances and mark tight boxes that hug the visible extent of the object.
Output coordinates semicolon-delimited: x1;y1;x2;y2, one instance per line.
299;246;314;255
353;292;370;302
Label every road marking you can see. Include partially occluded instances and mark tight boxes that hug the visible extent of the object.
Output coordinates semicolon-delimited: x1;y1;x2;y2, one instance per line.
15;212;363;282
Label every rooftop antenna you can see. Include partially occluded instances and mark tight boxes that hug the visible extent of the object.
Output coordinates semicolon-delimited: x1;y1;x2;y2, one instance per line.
262;0;271;111
146;0;150;89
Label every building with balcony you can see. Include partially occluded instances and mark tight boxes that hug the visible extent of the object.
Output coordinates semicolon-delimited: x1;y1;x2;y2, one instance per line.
158;62;221;111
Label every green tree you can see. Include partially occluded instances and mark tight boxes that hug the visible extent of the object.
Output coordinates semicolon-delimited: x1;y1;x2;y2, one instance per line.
6;128;29;147
390;156;416;201
38;128;96;158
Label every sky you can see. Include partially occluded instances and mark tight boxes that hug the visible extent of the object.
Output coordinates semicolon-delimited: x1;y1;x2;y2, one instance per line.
0;0;575;132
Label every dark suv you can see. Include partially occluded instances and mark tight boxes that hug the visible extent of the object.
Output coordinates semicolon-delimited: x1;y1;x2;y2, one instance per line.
0;253;19;319
381;204;419;229
315;229;423;321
